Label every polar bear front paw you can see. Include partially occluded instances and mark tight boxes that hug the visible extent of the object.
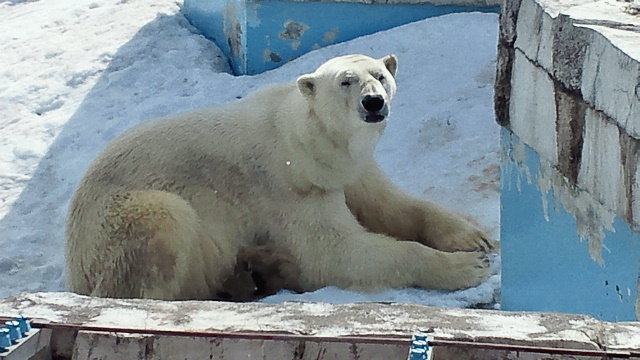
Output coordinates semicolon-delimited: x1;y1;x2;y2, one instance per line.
421;213;498;254
426;250;491;290
441;224;498;253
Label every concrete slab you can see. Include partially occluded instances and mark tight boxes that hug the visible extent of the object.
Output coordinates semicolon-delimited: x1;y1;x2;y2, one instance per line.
1;292;640;358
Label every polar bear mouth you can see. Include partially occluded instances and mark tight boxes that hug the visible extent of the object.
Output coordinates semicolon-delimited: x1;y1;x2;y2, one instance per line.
364;114;387;123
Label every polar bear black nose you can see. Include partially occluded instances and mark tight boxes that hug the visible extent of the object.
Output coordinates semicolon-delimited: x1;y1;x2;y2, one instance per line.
362;95;385;112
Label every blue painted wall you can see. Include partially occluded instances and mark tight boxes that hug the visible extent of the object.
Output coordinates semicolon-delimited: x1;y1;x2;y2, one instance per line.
184;0;247;72
184;0;500;75
501;128;640;321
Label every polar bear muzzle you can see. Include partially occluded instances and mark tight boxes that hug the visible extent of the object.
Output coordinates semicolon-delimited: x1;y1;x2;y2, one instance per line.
361;94;388;123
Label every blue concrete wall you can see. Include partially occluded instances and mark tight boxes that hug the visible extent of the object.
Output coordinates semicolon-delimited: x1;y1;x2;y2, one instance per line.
184;0;247;72
184;0;499;75
501;128;640;322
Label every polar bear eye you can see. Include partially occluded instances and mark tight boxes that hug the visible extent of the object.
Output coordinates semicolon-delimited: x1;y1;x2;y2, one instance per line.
377;74;386;82
341;80;352;88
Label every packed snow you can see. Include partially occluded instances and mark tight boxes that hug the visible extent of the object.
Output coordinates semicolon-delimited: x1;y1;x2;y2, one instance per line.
0;0;501;308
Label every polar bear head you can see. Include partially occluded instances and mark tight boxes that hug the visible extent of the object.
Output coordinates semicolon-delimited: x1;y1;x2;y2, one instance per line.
297;54;398;129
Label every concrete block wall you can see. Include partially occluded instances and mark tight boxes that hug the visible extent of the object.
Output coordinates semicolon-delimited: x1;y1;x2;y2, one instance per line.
183;0;500;75
70;330;408;360
496;0;640;320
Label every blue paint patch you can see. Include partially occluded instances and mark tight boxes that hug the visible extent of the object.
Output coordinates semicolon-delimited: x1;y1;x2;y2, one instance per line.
184;0;500;75
501;128;640;321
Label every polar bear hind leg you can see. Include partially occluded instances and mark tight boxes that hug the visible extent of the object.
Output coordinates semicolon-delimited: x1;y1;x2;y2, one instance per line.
96;190;230;300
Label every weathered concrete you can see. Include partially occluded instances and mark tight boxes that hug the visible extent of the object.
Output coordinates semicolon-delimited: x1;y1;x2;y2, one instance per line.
1;292;640;359
71;330;408;360
0;328;51;360
497;0;640;320
496;0;640;172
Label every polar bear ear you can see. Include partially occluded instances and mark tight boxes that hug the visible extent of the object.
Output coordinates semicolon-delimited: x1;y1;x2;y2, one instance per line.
381;54;398;77
297;74;316;98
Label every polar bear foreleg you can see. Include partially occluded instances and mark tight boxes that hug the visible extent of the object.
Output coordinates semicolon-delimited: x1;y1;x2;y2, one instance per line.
285;199;490;291
345;163;497;253
294;223;489;291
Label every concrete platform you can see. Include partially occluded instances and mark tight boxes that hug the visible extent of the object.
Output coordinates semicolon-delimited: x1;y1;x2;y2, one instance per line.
1;292;640;359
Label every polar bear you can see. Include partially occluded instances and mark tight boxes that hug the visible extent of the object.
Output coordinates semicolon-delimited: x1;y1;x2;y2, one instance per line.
66;54;496;300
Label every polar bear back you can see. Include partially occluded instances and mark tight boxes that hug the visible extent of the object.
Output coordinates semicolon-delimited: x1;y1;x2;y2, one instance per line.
76;83;307;213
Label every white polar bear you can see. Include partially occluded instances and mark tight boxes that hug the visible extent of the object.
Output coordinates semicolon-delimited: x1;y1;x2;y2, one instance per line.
66;54;495;300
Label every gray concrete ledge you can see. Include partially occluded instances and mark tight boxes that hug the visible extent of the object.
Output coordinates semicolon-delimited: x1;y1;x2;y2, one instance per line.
1;292;640;359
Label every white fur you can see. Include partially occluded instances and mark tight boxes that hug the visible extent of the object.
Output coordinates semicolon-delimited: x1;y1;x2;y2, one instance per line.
66;54;495;300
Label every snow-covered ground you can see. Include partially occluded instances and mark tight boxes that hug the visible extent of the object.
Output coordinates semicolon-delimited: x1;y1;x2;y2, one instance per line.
0;0;501;308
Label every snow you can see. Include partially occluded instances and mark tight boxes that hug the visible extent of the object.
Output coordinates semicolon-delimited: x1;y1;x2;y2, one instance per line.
0;0;501;308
